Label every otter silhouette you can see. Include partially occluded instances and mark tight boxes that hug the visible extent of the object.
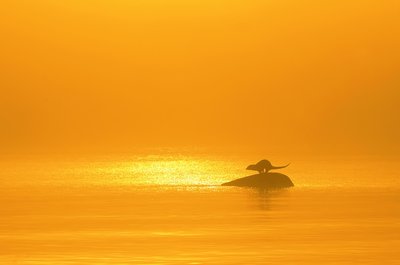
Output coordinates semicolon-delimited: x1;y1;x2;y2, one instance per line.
246;159;289;174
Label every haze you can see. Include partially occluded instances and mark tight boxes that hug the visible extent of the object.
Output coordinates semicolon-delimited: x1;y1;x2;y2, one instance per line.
1;0;399;155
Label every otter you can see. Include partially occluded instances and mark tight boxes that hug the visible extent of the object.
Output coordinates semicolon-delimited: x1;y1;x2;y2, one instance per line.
246;159;289;174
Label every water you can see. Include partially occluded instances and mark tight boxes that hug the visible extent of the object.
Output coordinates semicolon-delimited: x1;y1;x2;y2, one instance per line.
1;154;399;264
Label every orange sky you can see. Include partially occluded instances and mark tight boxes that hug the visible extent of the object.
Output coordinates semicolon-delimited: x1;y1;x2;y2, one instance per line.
1;0;399;155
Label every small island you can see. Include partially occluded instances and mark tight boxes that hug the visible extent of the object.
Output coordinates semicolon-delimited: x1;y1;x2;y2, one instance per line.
221;160;294;189
221;172;294;189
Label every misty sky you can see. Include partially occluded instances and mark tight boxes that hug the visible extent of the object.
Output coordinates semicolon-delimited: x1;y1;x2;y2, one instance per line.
1;0;399;155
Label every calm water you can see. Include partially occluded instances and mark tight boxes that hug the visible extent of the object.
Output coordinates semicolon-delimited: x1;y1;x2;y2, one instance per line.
1;155;399;264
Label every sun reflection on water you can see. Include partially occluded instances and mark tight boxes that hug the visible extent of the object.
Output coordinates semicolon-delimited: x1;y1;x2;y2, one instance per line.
92;155;243;186
2;155;399;188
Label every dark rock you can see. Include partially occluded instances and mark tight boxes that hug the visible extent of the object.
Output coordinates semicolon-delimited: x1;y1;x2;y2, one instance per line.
221;172;294;189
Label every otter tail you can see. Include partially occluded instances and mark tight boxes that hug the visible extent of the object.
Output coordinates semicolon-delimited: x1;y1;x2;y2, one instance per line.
271;163;290;170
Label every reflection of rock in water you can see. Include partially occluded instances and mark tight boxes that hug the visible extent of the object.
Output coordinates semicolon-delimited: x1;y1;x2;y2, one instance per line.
221;172;294;189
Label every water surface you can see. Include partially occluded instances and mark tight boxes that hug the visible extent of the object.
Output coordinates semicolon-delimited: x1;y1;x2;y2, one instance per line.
1;155;399;264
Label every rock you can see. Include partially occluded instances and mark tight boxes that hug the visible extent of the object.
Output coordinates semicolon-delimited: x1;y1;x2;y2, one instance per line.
221;172;294;189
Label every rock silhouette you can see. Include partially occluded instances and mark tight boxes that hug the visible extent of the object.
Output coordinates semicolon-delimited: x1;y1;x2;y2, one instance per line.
222;172;294;189
222;160;294;189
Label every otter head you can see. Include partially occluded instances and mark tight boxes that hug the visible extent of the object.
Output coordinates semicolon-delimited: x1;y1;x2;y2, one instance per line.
246;164;257;171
